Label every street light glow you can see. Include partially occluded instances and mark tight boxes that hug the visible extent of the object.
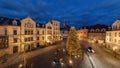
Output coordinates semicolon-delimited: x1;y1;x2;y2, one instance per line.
113;46;118;51
69;59;73;64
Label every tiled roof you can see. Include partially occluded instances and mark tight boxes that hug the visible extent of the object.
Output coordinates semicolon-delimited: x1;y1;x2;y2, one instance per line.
0;17;21;26
80;24;109;30
36;23;45;28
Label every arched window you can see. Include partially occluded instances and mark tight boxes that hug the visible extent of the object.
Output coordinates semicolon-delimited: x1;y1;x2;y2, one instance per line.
101;28;105;32
12;20;17;26
90;29;94;32
96;29;100;32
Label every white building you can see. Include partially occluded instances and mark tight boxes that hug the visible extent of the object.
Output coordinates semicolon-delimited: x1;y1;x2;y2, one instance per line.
45;20;62;44
0;16;62;57
106;19;120;50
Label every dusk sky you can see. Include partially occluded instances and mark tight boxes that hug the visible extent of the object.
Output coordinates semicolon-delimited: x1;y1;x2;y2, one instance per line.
0;0;120;28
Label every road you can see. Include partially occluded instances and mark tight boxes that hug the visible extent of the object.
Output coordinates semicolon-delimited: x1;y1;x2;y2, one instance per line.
5;41;84;68
81;40;120;68
4;40;120;68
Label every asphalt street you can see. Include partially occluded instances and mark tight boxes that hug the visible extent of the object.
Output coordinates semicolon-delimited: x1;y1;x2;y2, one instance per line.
4;40;120;68
81;40;120;68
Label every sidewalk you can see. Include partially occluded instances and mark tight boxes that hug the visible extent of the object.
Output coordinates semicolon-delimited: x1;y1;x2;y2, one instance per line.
0;44;62;68
90;42;120;60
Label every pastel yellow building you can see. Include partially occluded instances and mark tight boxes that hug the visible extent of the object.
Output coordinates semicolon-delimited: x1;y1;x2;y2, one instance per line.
0;16;62;57
106;19;120;50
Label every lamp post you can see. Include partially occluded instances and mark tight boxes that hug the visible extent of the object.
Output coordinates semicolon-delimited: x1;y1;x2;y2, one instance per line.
113;46;118;57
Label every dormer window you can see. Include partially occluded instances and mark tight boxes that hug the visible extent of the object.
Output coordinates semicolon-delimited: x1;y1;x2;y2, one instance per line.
12;20;17;26
42;25;45;28
90;29;94;32
101;28;105;32
37;24;39;27
96;29;99;32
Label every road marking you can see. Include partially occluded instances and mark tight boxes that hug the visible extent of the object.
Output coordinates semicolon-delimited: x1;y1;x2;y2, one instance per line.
86;52;96;68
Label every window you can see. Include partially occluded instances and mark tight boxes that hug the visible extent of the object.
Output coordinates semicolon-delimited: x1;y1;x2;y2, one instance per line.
0;36;8;49
28;37;30;41
12;21;17;26
13;30;17;35
31;30;33;34
47;31;52;34
42;36;44;40
37;31;39;35
13;38;17;43
28;30;30;35
31;37;33;41
5;28;7;35
24;38;27;42
37;37;39;40
25;30;27;35
42;31;44;34
47;26;52;29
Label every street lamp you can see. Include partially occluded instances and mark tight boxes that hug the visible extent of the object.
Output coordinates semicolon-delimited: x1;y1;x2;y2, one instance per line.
113;46;118;57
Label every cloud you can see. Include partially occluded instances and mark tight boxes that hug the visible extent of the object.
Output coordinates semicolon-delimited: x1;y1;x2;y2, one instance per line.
0;0;120;28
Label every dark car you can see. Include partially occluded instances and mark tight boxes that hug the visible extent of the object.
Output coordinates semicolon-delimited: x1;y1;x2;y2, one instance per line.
53;57;64;65
87;47;95;53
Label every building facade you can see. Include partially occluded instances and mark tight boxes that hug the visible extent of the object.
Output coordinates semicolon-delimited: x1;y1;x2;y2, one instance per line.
60;23;70;40
88;24;108;43
106;19;120;50
45;20;62;44
77;28;88;41
79;24;108;43
0;16;61;57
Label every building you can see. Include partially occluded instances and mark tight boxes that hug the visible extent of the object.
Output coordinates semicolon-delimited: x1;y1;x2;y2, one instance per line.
88;24;108;43
45;20;62;44
106;19;120;50
60;22;70;40
77;28;88;41
0;16;62;57
79;24;108;43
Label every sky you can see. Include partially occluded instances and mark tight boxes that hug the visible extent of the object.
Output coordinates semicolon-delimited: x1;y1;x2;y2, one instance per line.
0;0;120;28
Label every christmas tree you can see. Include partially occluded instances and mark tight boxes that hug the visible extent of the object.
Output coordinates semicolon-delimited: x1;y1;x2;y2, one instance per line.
66;27;82;57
